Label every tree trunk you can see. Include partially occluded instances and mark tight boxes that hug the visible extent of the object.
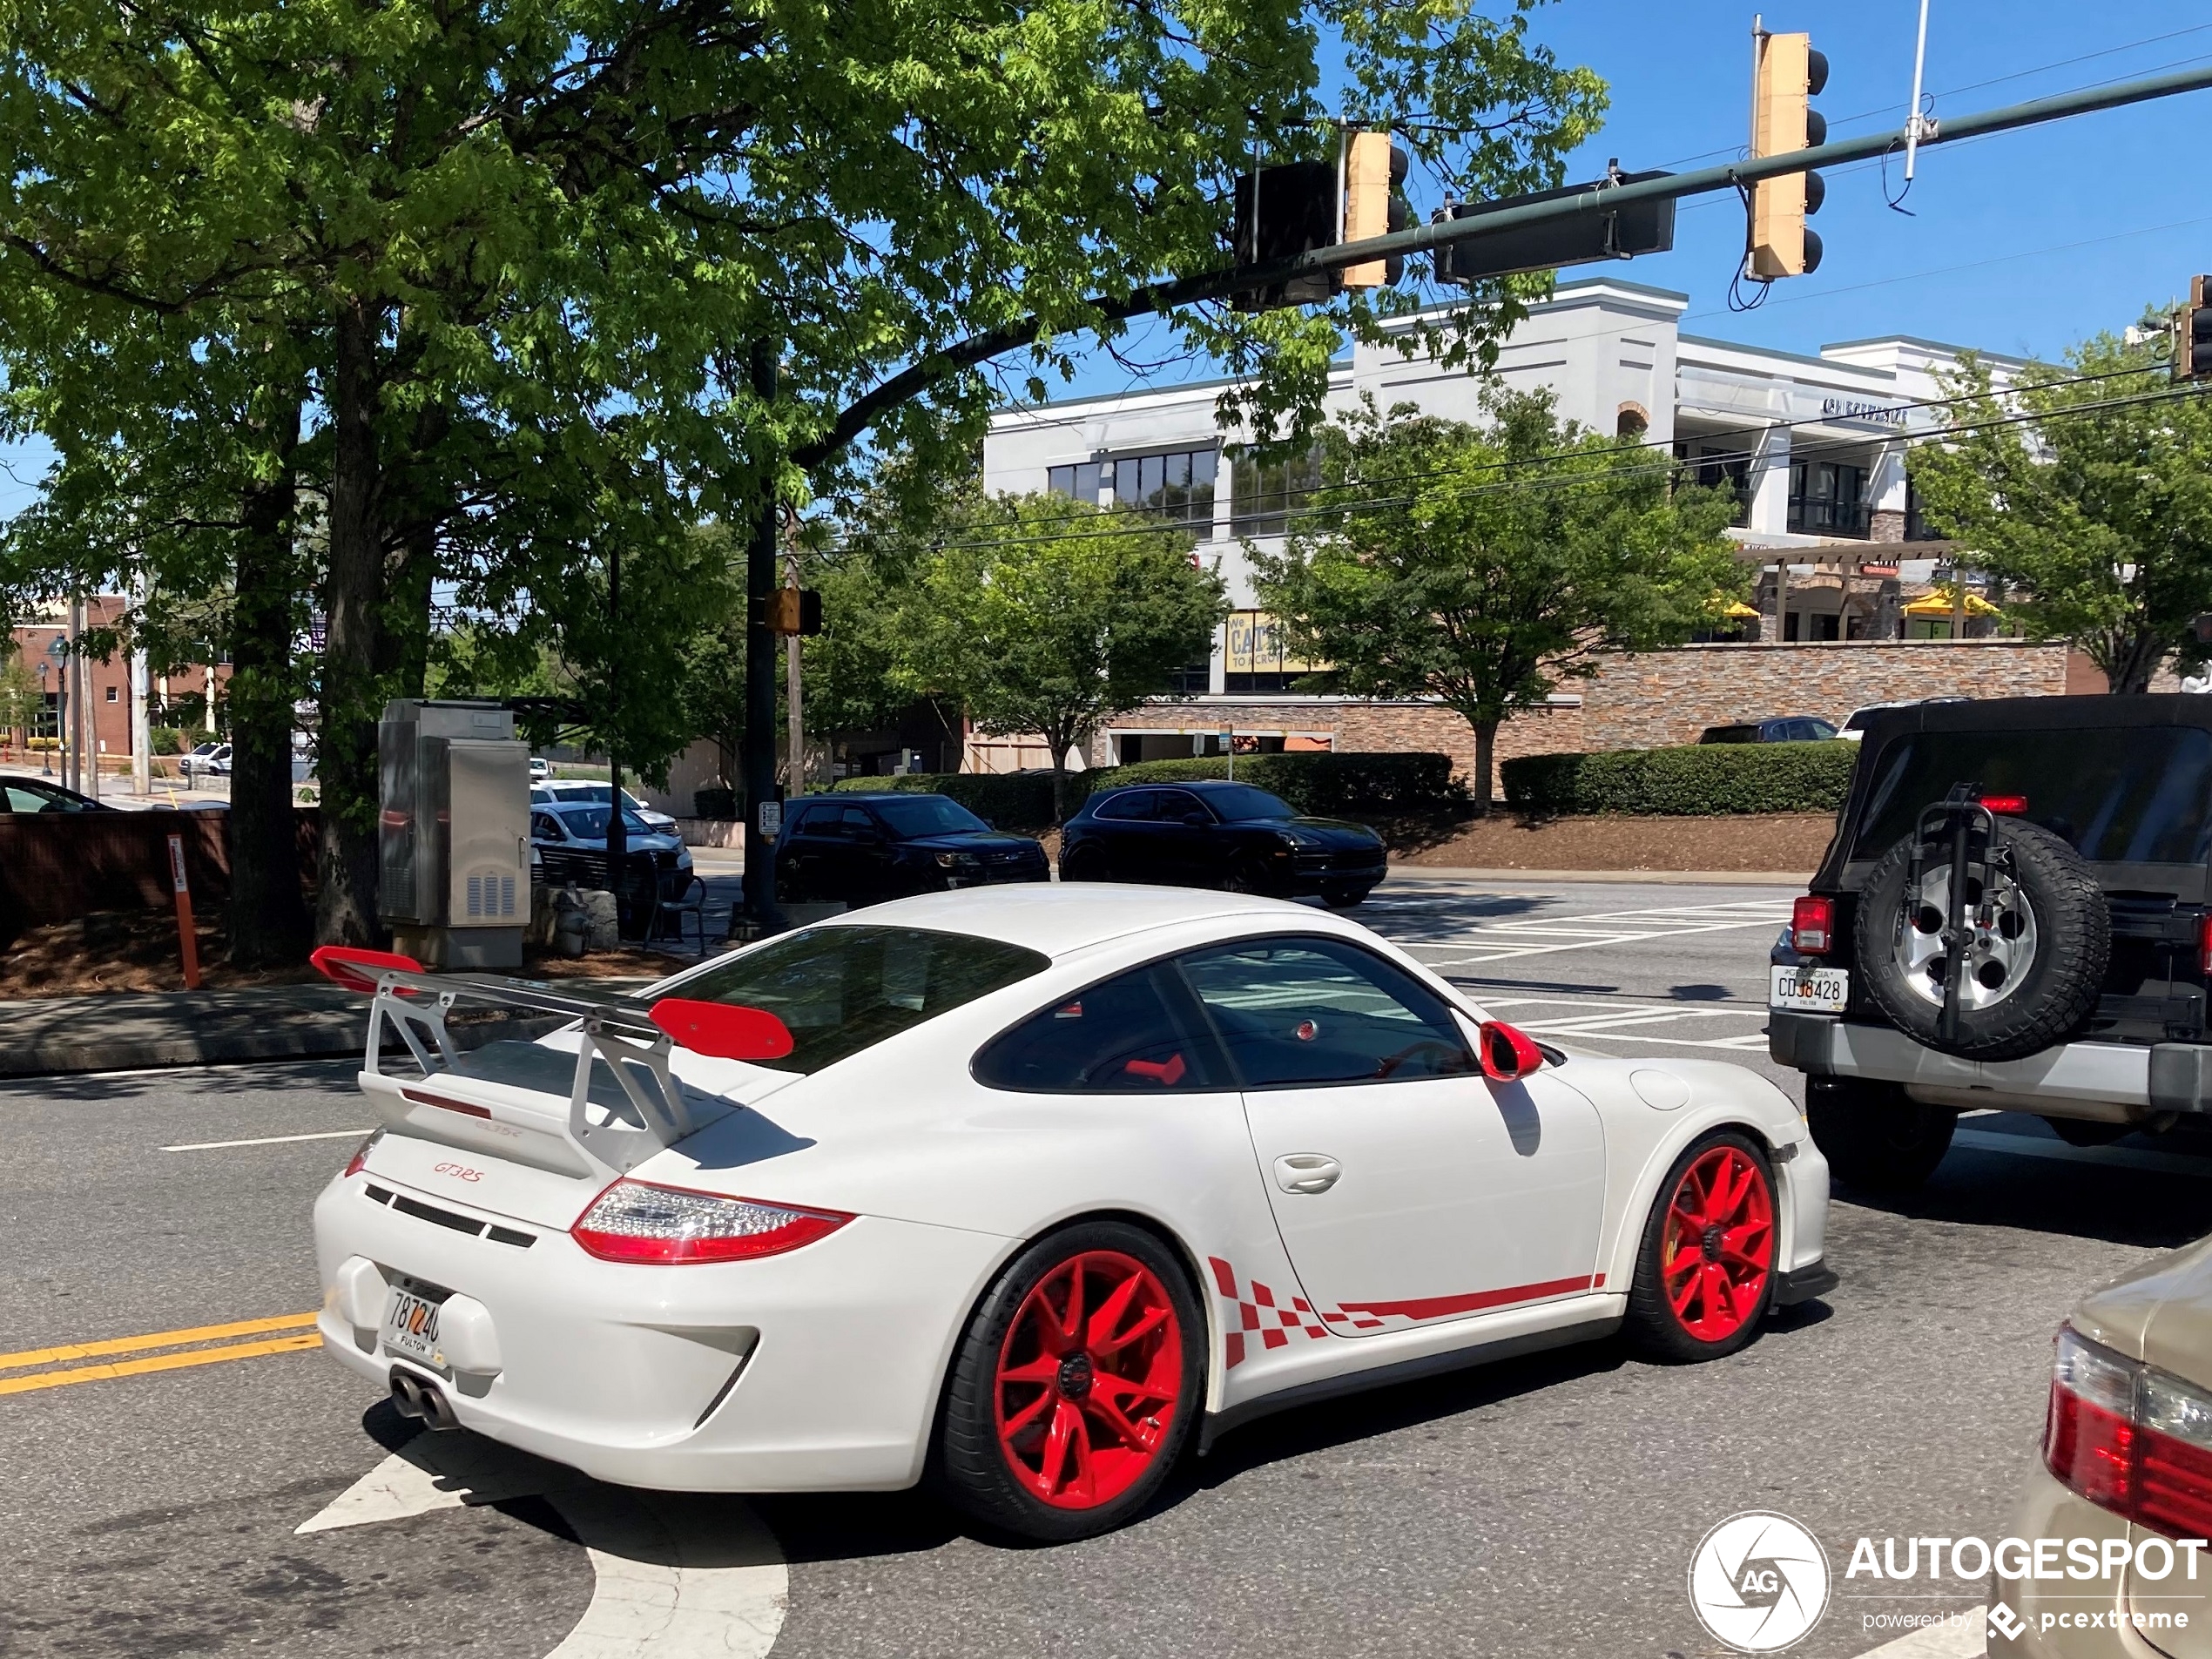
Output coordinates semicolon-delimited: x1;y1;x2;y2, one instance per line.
226;392;311;968
2107;627;2163;693
314;300;388;946
1470;718;1499;817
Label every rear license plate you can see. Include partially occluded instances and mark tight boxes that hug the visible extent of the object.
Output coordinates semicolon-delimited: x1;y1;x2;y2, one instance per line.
383;1289;442;1361
1770;963;1849;1014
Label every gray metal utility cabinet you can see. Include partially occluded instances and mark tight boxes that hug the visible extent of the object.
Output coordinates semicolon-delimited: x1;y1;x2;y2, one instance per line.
377;699;529;968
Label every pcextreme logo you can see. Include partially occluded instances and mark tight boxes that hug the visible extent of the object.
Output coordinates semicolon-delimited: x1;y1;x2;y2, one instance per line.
1689;1512;1832;1653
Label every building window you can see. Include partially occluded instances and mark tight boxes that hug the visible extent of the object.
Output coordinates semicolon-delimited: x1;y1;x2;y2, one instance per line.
1903;480;1942;542
1788;461;1869;538
1672;442;1752;528
1230;448;1324;538
1046;461;1104;505
1110;448;1216;536
105;685;118;702
1224;610;1323;694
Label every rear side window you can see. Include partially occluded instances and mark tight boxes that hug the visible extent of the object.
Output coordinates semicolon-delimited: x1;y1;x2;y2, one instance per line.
974;963;1231;1092
1853;726;2212;865
680;925;1049;1075
1094;791;1157;822
1177;937;1475;1088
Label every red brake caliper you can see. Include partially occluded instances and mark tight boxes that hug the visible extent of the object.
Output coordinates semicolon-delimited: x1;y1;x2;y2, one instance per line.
1662;1146;1775;1343
995;1250;1183;1509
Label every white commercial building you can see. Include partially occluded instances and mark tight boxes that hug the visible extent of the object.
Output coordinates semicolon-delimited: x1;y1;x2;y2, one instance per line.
980;276;2022;767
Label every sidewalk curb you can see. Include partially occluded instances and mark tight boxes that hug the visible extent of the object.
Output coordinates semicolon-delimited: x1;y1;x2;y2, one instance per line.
0;1009;568;1081
1382;865;1811;887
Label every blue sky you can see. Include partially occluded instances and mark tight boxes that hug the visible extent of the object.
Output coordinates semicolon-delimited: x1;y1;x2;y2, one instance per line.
1041;0;2212;402
3;4;2204;516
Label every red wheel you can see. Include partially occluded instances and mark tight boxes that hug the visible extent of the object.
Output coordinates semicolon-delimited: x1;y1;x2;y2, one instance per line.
936;1222;1202;1541
993;1250;1183;1509
1626;1131;1777;1362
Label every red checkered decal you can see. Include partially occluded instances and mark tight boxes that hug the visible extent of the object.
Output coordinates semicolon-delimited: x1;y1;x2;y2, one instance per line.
1208;1257;1336;1367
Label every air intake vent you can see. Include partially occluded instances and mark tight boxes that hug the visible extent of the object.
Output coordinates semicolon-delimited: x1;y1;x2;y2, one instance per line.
364;1184;534;1247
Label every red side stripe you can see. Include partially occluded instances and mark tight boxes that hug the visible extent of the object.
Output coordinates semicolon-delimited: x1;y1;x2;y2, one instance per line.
1335;1274;1597;1323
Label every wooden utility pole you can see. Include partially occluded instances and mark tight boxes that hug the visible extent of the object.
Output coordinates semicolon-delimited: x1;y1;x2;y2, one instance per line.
783;512;804;796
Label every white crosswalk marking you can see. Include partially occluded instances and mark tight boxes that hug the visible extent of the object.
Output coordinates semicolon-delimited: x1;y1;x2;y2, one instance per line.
1384;898;1791;968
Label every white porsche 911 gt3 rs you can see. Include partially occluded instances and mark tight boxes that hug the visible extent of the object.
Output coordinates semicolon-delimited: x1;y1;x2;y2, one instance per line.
311;886;1833;1541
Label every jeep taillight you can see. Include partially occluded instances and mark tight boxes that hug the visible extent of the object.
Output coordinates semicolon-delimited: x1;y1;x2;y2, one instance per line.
1791;895;1833;955
2045;1325;2212;1540
2200;913;2212;976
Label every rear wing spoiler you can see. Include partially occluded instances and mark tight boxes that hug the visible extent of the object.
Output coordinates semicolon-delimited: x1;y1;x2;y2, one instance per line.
312;946;792;1177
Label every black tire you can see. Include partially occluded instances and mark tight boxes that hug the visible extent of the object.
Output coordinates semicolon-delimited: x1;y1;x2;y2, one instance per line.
1623;1130;1778;1364
2045;1116;2132;1149
934;1221;1204;1542
1805;1076;1957;1190
1854;819;2107;1062
1060;844;1110;883
1222;858;1269;896
1321;884;1374;909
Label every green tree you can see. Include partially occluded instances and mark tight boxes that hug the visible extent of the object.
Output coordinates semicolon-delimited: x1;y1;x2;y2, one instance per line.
1906;324;2212;691
900;494;1226;818
1251;391;1744;810
0;643;39;745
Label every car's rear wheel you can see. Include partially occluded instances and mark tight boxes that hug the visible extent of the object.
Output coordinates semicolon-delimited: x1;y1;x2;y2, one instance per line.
1060;844;1110;883
1624;1131;1777;1364
1804;1076;1956;1190
934;1222;1202;1541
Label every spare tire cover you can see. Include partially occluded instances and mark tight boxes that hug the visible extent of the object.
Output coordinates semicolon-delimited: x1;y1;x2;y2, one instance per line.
1853;819;2108;1062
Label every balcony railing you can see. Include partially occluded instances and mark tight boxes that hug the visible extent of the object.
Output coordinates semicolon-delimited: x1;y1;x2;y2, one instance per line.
1786;496;1871;538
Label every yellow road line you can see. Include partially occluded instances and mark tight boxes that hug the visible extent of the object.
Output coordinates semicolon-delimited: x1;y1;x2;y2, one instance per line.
0;1312;320;1372
0;1332;324;1397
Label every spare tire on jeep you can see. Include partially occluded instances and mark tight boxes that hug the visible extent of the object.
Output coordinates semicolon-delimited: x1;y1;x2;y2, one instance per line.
1854;819;2108;1062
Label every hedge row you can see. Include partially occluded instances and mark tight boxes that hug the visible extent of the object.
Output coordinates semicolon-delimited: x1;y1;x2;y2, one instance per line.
1500;739;1856;816
825;750;1461;828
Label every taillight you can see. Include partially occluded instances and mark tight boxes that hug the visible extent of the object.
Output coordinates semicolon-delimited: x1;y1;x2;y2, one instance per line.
2045;1325;2212;1538
1980;793;2029;815
2199;913;2212;977
1791;894;1833;955
342;1129;382;1179
570;1179;853;1264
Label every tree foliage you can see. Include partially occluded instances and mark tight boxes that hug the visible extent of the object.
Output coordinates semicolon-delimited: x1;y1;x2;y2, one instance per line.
899;493;1227;817
1905;327;2212;691
1251;391;1744;808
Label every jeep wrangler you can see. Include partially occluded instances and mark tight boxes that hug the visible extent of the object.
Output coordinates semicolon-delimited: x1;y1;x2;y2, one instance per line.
1770;694;2212;1190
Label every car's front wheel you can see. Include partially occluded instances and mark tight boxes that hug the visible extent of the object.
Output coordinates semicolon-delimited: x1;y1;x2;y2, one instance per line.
1623;1130;1777;1364
1804;1076;1955;1190
934;1222;1202;1541
1060;843;1110;883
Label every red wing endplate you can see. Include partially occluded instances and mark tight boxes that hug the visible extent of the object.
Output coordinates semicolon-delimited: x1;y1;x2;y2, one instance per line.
311;945;427;995
649;998;796;1062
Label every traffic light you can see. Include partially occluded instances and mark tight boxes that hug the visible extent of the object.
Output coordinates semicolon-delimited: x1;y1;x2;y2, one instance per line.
2175;276;2212;381
1434;166;1676;287
1749;30;1828;279
1340;132;1413;289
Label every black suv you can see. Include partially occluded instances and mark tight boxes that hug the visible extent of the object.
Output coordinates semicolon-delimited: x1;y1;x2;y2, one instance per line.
1770;695;2212;1189
1059;779;1387;906
774;792;1049;906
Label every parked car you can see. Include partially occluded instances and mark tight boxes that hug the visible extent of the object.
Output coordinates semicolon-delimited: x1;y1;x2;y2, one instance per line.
529;802;692;893
1993;1241;2212;1654
531;780;676;832
1771;694;2212;1190
1836;696;1968;740
179;740;233;776
1059;779;1387;907
0;778;117;813
310;886;1832;1541
528;757;553;783
774;792;1049;907
1696;717;1839;744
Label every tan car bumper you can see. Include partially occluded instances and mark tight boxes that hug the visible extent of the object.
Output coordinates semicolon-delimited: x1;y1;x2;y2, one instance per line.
1992;1466;2202;1659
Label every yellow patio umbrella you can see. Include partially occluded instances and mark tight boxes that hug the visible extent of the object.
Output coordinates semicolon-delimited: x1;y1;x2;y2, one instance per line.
1716;600;1761;620
1902;590;2000;617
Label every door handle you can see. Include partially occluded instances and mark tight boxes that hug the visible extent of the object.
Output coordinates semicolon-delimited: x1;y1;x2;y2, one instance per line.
1273;1153;1341;1195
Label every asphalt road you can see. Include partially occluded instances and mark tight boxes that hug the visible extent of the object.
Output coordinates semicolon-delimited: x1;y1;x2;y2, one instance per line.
5;875;2207;1658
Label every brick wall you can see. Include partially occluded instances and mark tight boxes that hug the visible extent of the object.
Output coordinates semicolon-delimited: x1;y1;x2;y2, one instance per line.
1576;639;2074;751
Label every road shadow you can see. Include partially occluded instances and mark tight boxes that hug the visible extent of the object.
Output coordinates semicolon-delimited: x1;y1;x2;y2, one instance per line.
0;1054;363;1103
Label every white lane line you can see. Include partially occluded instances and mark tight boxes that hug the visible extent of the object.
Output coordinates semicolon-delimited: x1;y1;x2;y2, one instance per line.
1851;1613;1985;1656
298;1433;788;1658
1400;915;1791;968
162;1128;371;1152
1508;1008;1737;1035
1952;1128;2212;1177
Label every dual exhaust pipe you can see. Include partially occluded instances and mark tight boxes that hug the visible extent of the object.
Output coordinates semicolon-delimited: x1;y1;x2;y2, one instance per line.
388;1367;458;1431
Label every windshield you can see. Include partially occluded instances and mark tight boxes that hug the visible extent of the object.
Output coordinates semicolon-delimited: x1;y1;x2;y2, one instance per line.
874;796;989;838
1204;785;1297;822
555;785;649;811
678;925;1049;1074
556;807;655;840
1853;726;2212;865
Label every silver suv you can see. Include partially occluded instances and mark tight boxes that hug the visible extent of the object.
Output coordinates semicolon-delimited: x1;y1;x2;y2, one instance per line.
1771;694;2212;1189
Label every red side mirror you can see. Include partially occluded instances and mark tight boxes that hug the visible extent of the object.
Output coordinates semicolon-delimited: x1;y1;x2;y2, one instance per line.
311;945;425;995
650;998;796;1062
1477;1019;1544;1082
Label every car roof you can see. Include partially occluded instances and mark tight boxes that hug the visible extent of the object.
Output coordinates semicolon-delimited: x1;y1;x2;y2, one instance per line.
808;792;947;803
801;884;1326;958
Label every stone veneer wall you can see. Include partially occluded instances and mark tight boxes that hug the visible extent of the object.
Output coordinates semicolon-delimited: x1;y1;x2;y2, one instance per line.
1090;698;1583;783
1575;639;2074;751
